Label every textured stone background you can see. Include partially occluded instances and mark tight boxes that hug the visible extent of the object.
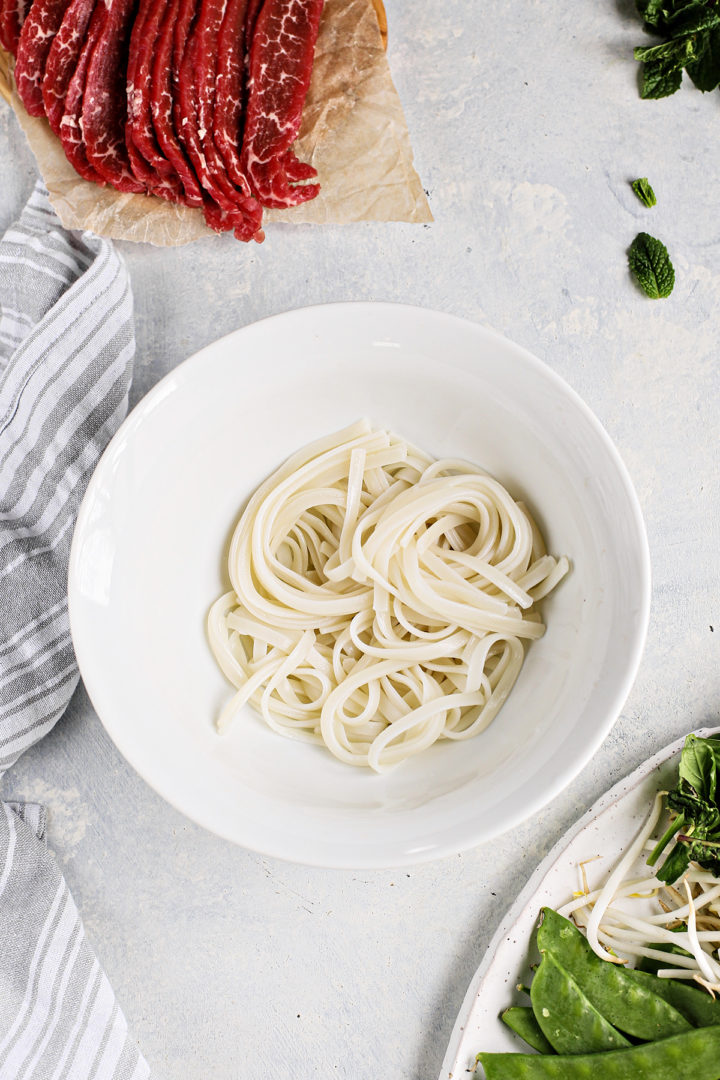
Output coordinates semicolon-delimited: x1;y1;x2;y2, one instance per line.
2;0;720;1077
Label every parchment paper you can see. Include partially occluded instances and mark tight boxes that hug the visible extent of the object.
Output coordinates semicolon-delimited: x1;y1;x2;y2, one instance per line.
0;0;431;245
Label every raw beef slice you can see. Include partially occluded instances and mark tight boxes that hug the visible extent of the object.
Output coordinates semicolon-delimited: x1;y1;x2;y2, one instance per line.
15;0;72;116
241;0;323;209
43;0;99;134
82;0;146;192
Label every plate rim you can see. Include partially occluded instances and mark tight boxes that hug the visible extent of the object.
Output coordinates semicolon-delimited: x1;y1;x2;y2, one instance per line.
439;725;720;1078
68;301;652;868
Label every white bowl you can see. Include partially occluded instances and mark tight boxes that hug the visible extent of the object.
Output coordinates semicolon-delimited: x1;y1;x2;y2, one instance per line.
68;303;650;868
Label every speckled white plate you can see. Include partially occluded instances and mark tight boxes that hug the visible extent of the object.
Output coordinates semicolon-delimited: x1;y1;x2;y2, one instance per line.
441;727;720;1080
68;303;650;868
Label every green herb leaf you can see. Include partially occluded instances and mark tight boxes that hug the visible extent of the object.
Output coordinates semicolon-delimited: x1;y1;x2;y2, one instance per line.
636;0;671;33
667;790;720;832
634;0;720;99
634;36;697;65
667;2;720;38
647;811;685;865
628;232;675;298
656;837;692;883
639;58;684;97
678;734;717;800
653;734;720;882
686;26;720;90
631;177;657;207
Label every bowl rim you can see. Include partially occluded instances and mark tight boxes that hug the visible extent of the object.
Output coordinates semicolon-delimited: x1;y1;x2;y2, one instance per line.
68;301;652;868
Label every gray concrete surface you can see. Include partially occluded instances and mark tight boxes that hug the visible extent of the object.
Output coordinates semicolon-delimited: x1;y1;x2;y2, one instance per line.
2;0;720;1076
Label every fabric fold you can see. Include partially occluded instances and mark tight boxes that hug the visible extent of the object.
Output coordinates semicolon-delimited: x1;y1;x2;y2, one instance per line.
0;181;152;1079
0;805;151;1080
0;182;134;776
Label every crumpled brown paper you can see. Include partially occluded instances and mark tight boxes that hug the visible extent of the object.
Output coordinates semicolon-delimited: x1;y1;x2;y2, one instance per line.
0;0;431;245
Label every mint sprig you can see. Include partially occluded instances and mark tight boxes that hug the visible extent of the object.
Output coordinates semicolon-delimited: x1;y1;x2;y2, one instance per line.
628;232;675;298
648;734;720;882
631;177;657;206
635;0;720;98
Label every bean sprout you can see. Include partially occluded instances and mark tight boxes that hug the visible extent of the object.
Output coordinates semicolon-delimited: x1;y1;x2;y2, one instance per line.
560;793;720;993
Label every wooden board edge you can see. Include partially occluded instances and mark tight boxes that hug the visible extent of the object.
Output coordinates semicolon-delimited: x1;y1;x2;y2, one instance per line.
371;0;387;49
0;46;12;105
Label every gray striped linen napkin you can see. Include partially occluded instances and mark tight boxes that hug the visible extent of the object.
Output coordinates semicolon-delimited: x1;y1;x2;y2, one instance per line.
0;182;151;1079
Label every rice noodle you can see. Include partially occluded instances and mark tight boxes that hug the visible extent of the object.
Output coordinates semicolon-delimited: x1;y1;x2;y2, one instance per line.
208;421;569;771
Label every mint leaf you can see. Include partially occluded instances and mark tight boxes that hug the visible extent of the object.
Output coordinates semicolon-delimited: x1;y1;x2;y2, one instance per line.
667;2;720;37
633;0;720;98
628;232;675;298
639;58;684;97
634;36;697;65
686;26;720;89
631;177;657;206
636;0;670;32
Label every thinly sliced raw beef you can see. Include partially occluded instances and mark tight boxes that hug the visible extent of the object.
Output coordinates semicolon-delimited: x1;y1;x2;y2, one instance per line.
174;0;263;240
283;151;317;182
194;0;262;236
150;0;205;207
124;0;159;186
58;8;104;183
43;0;98;134
212;0;251;193
241;0;323;209
15;0;72;117
125;0;185;200
0;0;29;55
82;0;145;193
173;0;232;205
0;0;13;53
244;0;263;42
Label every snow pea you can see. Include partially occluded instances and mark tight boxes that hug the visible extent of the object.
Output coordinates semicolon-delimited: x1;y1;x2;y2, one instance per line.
477;1025;720;1080
625;968;720;1028
500;1008;554;1054
530;950;629;1053
537;907;691;1039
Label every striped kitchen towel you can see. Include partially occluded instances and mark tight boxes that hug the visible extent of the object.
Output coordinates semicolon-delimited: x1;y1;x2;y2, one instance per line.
0;182;151;1079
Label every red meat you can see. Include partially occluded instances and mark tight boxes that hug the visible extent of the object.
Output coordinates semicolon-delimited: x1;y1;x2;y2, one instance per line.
82;0;146;193
195;0;262;236
174;0;263;240
58;7;104;183
0;0;30;55
186;0;236;202
241;0;323;209
212;0;250;193
149;0;205;207
151;0;257;232
42;0;98;134
244;0;263;41
174;0;233;206
125;0;184;200
12;0;319;240
15;0;72;116
124;0;158;186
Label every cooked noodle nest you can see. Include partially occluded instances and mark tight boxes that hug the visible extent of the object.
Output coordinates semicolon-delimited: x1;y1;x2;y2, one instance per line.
208;420;569;772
